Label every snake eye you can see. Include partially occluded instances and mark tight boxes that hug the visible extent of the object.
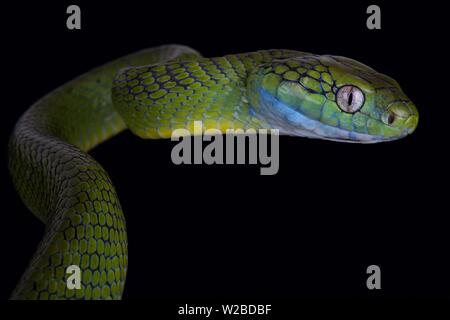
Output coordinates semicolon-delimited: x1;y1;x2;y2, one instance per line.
336;85;365;113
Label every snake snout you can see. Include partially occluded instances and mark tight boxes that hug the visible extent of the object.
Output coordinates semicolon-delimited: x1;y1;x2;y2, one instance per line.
381;100;419;138
404;114;419;135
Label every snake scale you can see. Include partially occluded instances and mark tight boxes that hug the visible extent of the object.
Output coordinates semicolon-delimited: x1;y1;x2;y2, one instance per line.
8;44;418;299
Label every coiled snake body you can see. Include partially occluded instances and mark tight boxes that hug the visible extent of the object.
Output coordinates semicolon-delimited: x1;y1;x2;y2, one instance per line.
9;45;418;299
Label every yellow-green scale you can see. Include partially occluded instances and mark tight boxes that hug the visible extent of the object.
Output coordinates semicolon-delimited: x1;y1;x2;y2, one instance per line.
112;49;304;138
8;45;200;299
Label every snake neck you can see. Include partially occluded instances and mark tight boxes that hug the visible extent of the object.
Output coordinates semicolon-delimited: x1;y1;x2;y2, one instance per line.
112;49;307;138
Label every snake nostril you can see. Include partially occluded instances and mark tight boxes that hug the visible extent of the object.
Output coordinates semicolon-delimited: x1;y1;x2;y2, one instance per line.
387;113;396;125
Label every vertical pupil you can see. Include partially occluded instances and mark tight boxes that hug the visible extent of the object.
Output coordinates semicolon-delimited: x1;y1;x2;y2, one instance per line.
348;91;353;105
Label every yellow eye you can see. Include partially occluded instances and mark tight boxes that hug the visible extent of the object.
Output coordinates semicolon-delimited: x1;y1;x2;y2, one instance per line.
336;85;365;113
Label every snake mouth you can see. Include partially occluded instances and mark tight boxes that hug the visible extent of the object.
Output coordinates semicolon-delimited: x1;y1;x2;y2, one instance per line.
317;134;403;144
257;89;403;143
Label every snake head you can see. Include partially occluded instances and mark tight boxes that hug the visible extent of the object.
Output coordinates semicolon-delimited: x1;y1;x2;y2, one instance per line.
247;54;418;143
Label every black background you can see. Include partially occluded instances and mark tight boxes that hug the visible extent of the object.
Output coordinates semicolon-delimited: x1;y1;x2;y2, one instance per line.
1;0;449;305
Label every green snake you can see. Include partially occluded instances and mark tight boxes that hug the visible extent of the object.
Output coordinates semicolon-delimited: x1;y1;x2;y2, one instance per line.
8;44;418;299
